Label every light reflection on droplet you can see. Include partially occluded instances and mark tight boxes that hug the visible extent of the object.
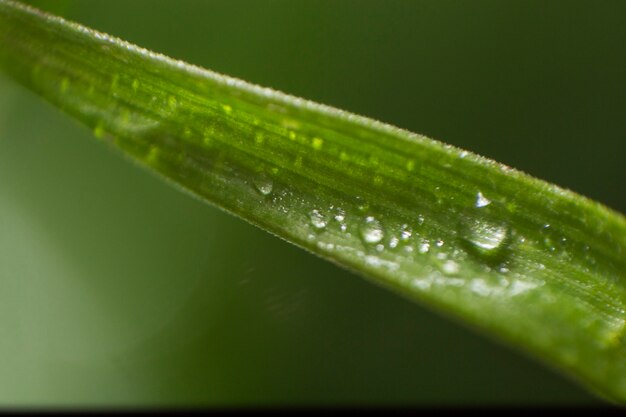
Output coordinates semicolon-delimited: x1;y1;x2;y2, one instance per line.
475;191;491;208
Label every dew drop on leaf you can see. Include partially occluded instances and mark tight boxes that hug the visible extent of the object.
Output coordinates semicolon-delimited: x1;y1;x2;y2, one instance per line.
309;209;328;230
461;218;510;256
442;260;460;275
333;207;346;222
360;216;384;244
331;206;348;232
400;224;412;241
389;224;412;249
418;240;430;254
253;173;273;196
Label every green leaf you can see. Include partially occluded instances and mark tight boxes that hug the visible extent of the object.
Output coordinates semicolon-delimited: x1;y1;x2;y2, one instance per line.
1;0;625;403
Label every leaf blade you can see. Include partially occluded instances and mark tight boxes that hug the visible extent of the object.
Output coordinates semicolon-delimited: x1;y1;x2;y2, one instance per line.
1;0;625;402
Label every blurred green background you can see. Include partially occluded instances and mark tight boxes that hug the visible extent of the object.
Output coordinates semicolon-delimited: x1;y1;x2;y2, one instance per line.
0;0;624;406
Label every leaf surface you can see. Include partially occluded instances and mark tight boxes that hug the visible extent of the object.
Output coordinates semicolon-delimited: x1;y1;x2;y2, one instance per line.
1;0;625;402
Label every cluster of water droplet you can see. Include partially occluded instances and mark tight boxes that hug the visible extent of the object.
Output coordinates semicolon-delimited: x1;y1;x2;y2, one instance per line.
251;177;525;286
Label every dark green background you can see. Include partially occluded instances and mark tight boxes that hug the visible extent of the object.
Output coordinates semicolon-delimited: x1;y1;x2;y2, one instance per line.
0;0;623;406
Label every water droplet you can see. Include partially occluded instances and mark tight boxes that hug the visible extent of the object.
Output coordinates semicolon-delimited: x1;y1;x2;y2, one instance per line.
333;207;346;222
412;278;431;290
475;192;491;208
417;215;425;226
331;207;348;232
399;224;412;242
309;209;328;230
462;218;510;256
435;239;444;247
388;224;412;250
317;241;335;251
312;137;323;150
254;174;273;196
418;240;430;254
540;223;557;251
442;260;459;275
360;216;384;244
509;279;539;296
469;278;492;296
